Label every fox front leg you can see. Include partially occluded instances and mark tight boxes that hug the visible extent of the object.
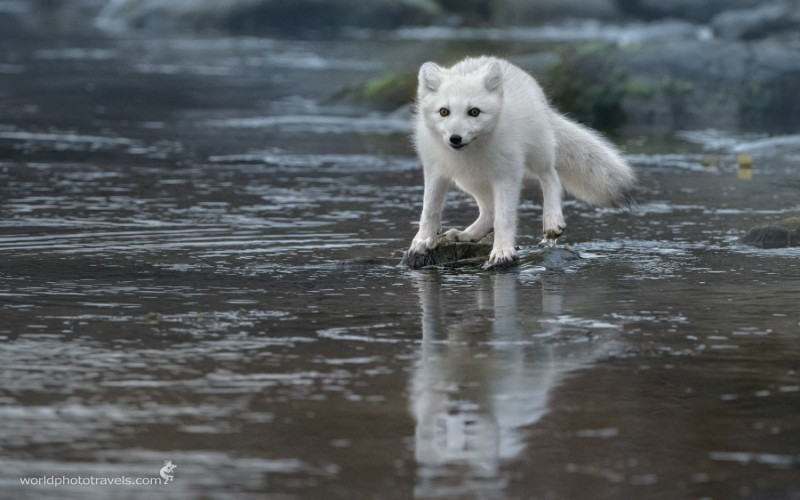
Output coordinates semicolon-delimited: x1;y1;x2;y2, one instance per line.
538;168;566;240
408;174;449;255
487;178;521;267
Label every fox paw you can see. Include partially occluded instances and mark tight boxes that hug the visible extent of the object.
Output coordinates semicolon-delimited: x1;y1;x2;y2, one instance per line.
485;246;519;270
544;226;565;240
408;232;439;255
543;212;566;240
543;219;566;240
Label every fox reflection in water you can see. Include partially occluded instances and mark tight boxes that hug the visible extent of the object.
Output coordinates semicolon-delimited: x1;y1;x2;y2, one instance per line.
410;272;619;494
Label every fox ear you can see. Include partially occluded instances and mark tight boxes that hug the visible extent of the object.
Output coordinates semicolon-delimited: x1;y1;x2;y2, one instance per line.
418;62;443;95
483;61;503;93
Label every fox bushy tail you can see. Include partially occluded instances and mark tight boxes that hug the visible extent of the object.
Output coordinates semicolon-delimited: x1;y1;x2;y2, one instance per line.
551;113;636;208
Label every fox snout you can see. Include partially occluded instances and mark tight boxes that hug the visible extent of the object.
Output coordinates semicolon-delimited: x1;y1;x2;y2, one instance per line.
449;134;465;150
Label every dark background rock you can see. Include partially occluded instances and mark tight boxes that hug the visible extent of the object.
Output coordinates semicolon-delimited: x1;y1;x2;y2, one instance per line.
96;0;625;35
712;1;800;41
491;0;621;25
616;0;766;23
542;39;800;133
0;0;106;38
97;0;444;36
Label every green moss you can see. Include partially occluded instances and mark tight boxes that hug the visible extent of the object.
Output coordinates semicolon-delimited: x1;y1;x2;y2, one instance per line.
625;78;657;97
359;71;417;110
576;41;616;55
363;73;404;97
779;215;800;231
664;79;694;95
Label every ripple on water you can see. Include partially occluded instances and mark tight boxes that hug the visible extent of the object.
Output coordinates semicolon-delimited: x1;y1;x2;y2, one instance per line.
208;151;418;173
203;114;411;135
317;322;422;344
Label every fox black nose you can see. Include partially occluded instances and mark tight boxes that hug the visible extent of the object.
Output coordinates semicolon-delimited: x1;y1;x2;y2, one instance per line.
449;134;462;145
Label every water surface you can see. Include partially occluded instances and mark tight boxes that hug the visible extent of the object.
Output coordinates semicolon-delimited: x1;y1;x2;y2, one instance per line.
1;34;799;499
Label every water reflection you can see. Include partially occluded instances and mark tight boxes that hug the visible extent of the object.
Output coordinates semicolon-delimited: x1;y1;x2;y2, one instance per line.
409;271;614;497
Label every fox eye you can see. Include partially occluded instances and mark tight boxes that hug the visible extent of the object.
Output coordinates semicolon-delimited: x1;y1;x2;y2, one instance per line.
468;107;481;117
439;108;450;117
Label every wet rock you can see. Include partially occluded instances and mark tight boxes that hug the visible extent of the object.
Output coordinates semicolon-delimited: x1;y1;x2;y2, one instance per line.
711;2;800;41
401;237;493;269
401;237;580;270
742;216;800;248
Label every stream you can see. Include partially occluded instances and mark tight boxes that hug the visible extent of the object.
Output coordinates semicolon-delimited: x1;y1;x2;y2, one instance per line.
1;31;799;499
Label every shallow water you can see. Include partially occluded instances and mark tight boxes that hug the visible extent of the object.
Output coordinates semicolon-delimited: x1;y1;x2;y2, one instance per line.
1;34;800;499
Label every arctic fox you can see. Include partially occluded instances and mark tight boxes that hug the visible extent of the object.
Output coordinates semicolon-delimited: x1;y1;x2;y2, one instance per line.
407;56;635;266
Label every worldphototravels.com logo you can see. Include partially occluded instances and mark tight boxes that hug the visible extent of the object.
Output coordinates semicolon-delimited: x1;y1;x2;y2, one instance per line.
19;460;177;488
159;460;177;484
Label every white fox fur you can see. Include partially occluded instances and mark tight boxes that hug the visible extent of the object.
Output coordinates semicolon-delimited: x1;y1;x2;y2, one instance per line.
408;56;635;266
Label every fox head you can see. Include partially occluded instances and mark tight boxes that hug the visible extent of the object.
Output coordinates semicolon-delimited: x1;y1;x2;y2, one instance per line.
416;59;504;151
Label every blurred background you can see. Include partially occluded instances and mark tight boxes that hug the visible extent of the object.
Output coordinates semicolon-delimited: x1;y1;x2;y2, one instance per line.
3;0;800;133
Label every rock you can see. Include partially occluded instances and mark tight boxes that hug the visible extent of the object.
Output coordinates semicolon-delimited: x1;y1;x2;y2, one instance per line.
617;0;765;23
400;236;581;270
543;39;800;133
94;0;444;35
88;0;700;36
332;72;418;112
712;2;800;41
401;237;493;269
344;36;800;134
543;43;629;132
492;0;621;25
0;0;106;38
432;0;622;27
742;216;800;248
